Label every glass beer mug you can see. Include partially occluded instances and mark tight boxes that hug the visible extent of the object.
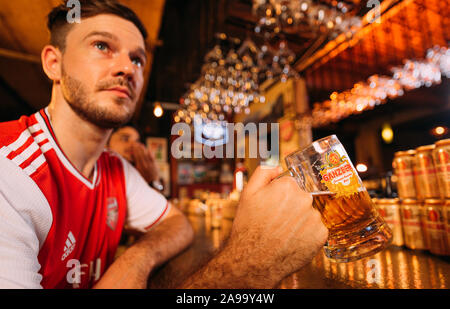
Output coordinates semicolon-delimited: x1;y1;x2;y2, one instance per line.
282;135;392;262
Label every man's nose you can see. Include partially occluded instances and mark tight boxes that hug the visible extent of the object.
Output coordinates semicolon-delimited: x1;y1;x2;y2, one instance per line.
111;52;135;82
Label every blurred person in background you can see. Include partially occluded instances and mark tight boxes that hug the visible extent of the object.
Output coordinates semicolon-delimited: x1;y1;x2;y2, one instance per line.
108;125;164;191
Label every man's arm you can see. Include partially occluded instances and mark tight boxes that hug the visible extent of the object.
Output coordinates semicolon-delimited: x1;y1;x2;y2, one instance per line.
179;237;279;289
94;205;193;289
179;166;328;289
0;156;51;288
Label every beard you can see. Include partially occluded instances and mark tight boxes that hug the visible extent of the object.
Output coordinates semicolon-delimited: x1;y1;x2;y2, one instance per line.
60;65;136;129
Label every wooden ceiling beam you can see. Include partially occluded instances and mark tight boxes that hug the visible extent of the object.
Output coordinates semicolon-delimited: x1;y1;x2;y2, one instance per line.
0;48;41;63
294;0;413;72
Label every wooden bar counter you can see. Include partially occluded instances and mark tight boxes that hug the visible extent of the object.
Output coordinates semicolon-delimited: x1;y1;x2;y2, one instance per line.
148;214;450;289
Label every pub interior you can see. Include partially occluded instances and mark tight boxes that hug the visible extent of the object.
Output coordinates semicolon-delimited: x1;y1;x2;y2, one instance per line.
0;0;449;289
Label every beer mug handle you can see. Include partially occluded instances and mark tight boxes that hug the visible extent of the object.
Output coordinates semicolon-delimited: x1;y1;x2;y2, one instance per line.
273;167;307;191
274;170;291;180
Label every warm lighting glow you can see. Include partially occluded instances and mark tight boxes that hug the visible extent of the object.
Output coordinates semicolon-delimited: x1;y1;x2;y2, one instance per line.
356;163;368;173
301;2;308;11
318;10;325;21
236;171;244;192
431;126;447;136
153;103;164;118
309;46;448;128
381;123;394;143
436;126;445;134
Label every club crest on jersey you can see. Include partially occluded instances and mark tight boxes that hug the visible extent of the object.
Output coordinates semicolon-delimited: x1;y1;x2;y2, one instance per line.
106;197;119;230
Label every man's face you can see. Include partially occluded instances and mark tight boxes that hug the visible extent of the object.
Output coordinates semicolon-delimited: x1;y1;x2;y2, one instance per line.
108;126;140;162
59;14;146;128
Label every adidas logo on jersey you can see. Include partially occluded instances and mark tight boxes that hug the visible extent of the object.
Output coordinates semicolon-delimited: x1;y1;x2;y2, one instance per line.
61;231;76;261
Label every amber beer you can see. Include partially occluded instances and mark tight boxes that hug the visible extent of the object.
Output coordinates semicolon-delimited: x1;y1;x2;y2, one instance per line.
312;190;379;235
285;135;392;262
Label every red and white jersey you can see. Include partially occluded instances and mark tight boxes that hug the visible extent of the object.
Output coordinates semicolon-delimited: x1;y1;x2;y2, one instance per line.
0;108;169;289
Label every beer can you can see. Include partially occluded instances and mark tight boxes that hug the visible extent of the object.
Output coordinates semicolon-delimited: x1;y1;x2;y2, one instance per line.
433;139;450;198
377;198;403;247
400;199;427;250
423;199;449;255
443;199;450;251
393;150;417;198
414;145;441;199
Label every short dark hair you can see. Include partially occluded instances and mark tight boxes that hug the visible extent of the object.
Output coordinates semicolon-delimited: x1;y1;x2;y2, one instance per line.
47;0;148;52
107;123;141;146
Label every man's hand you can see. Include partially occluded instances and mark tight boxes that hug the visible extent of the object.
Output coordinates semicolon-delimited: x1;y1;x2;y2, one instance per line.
229;165;329;282
181;165;328;288
132;143;160;184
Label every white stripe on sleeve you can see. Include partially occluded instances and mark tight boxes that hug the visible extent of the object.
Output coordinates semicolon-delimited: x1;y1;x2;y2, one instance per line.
115;153;169;232
0;155;53;289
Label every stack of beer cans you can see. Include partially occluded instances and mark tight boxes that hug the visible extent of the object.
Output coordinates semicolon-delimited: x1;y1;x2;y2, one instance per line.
379;138;450;256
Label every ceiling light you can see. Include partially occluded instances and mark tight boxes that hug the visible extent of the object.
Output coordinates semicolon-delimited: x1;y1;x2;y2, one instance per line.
153;102;164;118
356;163;368;173
381;123;394;144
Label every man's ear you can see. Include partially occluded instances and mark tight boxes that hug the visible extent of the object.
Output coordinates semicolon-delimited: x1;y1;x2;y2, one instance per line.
41;45;62;82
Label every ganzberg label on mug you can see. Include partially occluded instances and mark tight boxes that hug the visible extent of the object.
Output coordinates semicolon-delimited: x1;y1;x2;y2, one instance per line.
319;150;360;197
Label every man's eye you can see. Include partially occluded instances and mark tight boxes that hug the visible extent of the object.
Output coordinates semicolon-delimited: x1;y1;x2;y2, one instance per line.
132;58;143;67
94;42;109;52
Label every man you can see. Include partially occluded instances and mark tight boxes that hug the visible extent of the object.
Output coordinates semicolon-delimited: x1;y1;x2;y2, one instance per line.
0;0;327;289
108;125;163;190
0;0;192;289
108;126;141;164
